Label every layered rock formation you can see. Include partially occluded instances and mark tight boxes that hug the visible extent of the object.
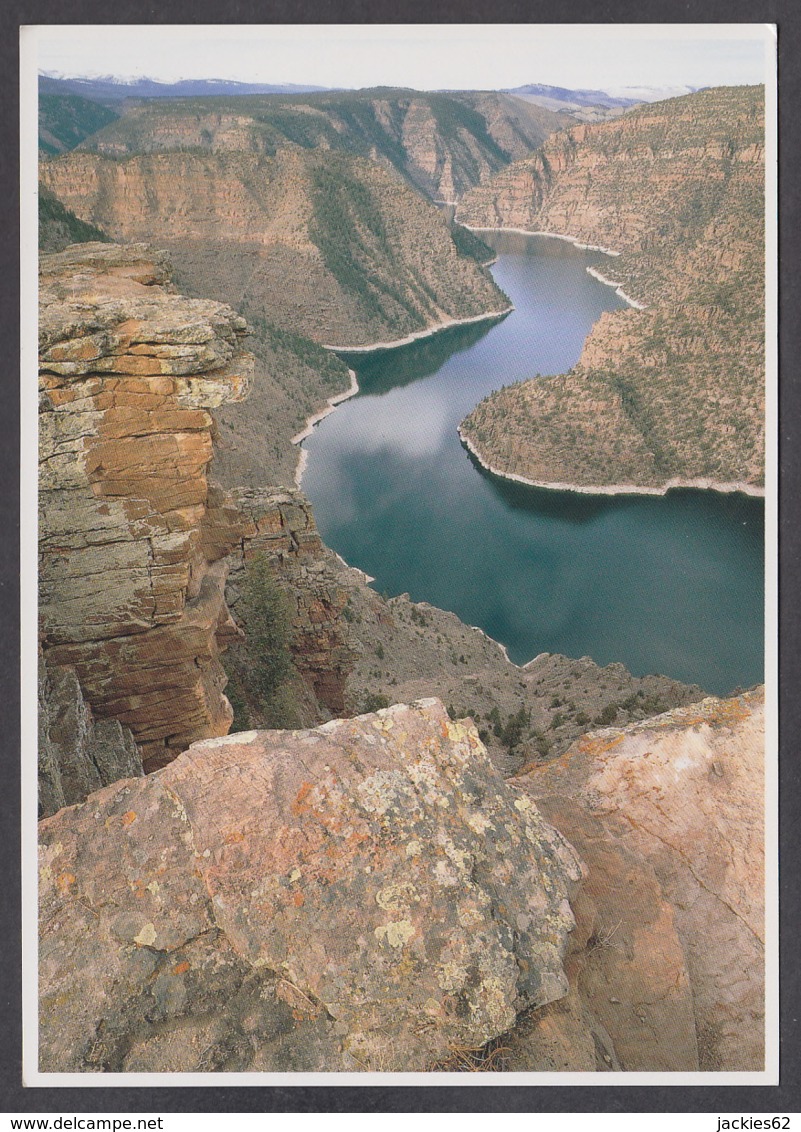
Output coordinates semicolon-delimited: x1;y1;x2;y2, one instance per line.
39;699;583;1073
225;487;355;720
520;687;765;1070
67;87;570;201
39;242;254;772
457;86;765;491
40;147;509;352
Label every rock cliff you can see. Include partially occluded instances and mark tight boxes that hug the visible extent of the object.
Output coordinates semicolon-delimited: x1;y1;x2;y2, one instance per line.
39;699;583;1073
68;87;570;202
40;147;509;352
39;242;254;773
457;86;765;491
38;653;142;819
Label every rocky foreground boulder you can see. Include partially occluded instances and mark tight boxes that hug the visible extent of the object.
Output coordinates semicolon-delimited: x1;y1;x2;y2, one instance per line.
519;687;765;1071
39;699;583;1073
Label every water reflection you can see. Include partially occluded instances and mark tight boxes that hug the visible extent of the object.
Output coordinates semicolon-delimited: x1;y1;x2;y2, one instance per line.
302;233;764;695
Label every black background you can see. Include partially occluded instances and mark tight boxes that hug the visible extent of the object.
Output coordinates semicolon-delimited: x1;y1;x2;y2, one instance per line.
3;0;798;1114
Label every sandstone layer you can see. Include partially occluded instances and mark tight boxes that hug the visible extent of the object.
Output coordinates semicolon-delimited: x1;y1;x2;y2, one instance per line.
70;88;570;202
520;687;765;1070
457;86;765;491
40;147;508;351
39;699;583;1073
39;242;253;771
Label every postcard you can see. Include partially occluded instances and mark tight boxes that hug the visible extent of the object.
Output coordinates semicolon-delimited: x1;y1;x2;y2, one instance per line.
21;22;778;1087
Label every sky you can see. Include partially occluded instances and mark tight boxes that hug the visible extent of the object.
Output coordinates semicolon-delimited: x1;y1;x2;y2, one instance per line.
30;24;774;94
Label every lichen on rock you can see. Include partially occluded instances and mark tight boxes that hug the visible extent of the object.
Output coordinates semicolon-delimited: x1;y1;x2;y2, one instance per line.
38;698;583;1073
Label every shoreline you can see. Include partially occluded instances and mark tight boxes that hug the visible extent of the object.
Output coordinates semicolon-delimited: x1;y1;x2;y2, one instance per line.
458;223;622;258
585;265;648;311
458;428;765;499
291;367;360;487
320;306;513;354
458;223;650;310
292;304;513;486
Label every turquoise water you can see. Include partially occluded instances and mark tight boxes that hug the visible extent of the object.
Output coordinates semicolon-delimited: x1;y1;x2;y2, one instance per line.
300;232;764;696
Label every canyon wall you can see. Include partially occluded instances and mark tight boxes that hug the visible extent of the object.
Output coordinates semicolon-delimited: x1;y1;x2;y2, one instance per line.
38;653;142;819
457;86;765;491
68;88;570;202
39;242;253;773
40;147;509;351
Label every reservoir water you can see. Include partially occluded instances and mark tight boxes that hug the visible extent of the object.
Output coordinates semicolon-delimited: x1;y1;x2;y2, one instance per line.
300;232;764;696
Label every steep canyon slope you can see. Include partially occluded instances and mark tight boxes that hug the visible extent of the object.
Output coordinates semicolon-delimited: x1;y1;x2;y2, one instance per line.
68;87;571;201
457;86;765;492
40;147;508;349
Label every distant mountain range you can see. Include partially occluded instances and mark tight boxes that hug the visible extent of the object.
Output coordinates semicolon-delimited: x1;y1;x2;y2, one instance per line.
38;74;331;101
502;82;701;120
505;82;699;106
40;73;701;111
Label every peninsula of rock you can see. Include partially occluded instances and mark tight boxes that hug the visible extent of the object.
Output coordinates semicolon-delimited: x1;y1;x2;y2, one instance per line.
457;86;765;493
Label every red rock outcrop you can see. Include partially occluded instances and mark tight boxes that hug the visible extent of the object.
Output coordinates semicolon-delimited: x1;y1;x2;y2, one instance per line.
519;687;765;1070
39;242;254;771
39;699;583;1073
226;487;355;717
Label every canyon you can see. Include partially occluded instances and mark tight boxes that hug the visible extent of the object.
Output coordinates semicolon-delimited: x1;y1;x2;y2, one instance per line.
457;86;765;492
35;239;766;1074
35;81;768;1075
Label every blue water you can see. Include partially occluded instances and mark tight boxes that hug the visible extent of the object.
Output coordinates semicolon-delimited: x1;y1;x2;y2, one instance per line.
300;233;764;696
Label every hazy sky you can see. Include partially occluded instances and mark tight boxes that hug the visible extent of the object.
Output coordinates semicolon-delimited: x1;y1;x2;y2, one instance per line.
31;24;773;93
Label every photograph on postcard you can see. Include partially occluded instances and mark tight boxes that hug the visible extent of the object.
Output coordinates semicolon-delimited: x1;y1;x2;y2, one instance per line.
22;23;777;1081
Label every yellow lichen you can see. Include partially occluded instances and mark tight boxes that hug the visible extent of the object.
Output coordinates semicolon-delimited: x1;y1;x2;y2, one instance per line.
133;922;157;947
374;919;415;949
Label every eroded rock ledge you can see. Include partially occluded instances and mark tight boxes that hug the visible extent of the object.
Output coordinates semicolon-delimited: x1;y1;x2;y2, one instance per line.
39;242;254;771
39;699;583;1073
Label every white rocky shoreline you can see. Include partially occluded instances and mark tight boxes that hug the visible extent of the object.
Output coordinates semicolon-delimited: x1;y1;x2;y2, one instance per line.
459;222;622;258
457;223;652;311
458;427;766;499
320;305;512;353
291;367;360;486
